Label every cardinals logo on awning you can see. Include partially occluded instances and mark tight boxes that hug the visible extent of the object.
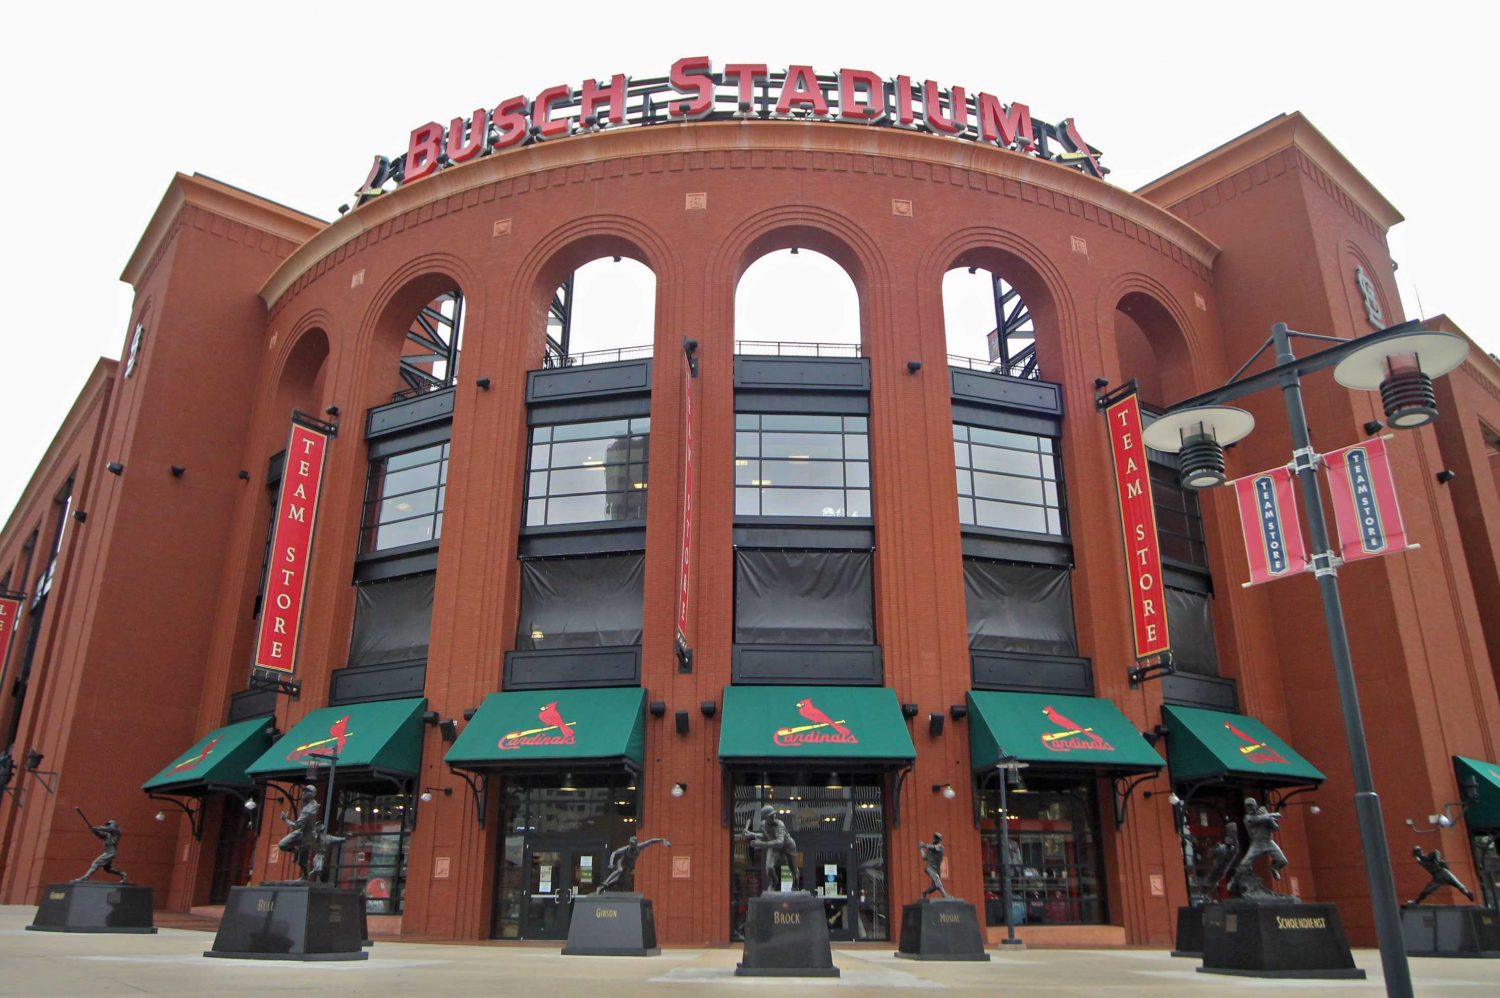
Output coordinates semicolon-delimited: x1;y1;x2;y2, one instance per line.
286;715;352;762
499;701;577;750
773;698;859;747
1039;705;1114;754
170;736;222;773
1224;721;1287;766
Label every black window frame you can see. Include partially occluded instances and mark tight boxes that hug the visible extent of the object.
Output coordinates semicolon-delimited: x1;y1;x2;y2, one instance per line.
360;442;450;553
734;412;871;520
953;423;1066;537
522;417;650;529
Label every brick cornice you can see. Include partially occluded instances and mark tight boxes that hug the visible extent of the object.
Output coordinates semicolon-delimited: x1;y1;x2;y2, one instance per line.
122;174;325;288
261;120;1220;311
1135;112;1403;234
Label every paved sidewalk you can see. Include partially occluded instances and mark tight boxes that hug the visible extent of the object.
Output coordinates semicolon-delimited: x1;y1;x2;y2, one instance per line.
0;906;1493;996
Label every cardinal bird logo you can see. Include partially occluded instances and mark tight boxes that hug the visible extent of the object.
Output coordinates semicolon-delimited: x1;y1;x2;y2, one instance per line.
499;701;578;750
1223;721;1287;766
170;735;221;773
1040;705;1113;754
774;697;858;747
286;715;354;762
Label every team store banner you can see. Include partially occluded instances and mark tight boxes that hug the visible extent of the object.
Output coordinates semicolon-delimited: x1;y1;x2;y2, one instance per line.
1103;391;1171;660
253;413;334;675
1228;466;1309;586
0;591;24;676
1323;437;1413;563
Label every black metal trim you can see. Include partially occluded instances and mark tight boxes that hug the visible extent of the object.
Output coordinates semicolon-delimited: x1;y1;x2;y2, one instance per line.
449;767;488;829
1112;773;1161;830
148;793;205;841
248;669;301;701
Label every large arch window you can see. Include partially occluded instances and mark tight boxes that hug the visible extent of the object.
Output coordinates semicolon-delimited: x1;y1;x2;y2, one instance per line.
360;443;449;552
942;267;1038;379
735;248;861;356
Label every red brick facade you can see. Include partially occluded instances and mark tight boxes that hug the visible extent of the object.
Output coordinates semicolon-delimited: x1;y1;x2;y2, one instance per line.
1;113;1497;948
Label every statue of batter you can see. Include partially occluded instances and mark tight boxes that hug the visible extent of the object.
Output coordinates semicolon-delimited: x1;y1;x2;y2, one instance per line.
72;811;128;883
278;784;323;880
1231;798;1288;900
742;804;800;893
918;833;952;900
596;835;671;893
1408;846;1476;905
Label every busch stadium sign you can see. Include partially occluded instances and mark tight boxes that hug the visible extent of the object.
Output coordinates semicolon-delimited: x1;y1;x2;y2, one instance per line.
353;57;1106;206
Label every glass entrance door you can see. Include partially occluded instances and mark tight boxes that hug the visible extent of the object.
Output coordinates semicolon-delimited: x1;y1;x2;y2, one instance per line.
520;841;607;939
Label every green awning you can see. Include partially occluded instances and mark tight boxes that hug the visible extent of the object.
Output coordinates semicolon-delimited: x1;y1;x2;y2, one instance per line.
1455;755;1500;829
142;716;275;794
246;697;426;780
966;691;1164;772
1163;704;1323;787
718;686;916;763
446;688;646;770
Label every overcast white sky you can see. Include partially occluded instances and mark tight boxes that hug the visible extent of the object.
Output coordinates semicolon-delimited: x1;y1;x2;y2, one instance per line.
1;1;1492;518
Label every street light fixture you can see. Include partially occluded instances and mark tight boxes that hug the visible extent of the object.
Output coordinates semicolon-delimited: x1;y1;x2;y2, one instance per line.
1142;319;1468;998
994;755;1029;948
1142;406;1256;488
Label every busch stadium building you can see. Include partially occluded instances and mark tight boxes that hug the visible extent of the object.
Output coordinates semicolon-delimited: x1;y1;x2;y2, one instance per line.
1;59;1498;949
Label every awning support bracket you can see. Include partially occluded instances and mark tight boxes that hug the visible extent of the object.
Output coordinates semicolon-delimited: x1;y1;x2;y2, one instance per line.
450;768;487;829
248;669;301;701
1112;773;1159;830
1128;652;1175;689
890;764;914;829
148;793;205;841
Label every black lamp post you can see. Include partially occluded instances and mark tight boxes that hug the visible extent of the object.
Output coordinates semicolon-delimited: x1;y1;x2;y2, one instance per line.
1142;319;1468;998
995;755;1029;947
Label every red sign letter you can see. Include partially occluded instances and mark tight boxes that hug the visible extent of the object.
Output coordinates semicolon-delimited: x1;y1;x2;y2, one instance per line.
532;84;573;139
446;109;488;164
491;95;529;150
579;74;628;126
404;122;444;183
775;65;829;117
722;63;767;112
838;68;885;121
669;56;715;119
976;95;1034;150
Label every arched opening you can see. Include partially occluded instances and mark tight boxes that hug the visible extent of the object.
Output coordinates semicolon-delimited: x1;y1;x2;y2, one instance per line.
272;328;330;424
735;247;861;356
942;266;1038;379
1113;292;1191;407
545;256;656;367
362;273;467;408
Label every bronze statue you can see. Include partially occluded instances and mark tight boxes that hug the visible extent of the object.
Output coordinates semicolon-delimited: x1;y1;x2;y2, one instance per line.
278;784;329;881
742;804;800;893
596;835;670;893
1475;834;1500;908
1200;821;1241;901
1231;798;1288;901
918;833;952;900
72;808;128;883
1408;846;1476;905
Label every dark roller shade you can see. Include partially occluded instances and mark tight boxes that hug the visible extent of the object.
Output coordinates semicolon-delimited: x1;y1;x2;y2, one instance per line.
517;553;645;650
348;573;435;667
1166;587;1218;676
963;559;1077;656
735;549;874;645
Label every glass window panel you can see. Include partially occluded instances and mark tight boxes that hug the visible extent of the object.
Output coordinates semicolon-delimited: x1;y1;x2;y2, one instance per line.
376;517;435;550
956;469;973;494
736;432;760;457
439;459;449;484
532;427;553;443
954;441;970;467
735;413;759;430
762;414;842;431
970;445;1042;478
844;416;868;432
530;444;550;468
735;460;758;485
845;435;868;460
846;462;870;487
528;471;548;495
759;459;846;488
547;466;610;496
544;493;614;524
436;485;446;512
845;489;871;517
761;488;849;517
969;427;1036;451
735;488;760;516
1043;481;1058;505
953;424;970;442
386;445;444;472
549;439;618;468
525;499;546;526
1039;437;1055;454
382;464;440;499
379;490;437;523
958;496;975;525
975;500;1049;533
552;419;628;441
1047;509;1064;535
972;471;1045;505
630;417;651;434
760;432;846;460
1156;509;1189;537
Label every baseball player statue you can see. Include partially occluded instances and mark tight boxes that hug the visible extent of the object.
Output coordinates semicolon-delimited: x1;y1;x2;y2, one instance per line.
918;833;952;900
73;810;129;883
742;804;800;893
1408;846;1476;905
596;835;671;893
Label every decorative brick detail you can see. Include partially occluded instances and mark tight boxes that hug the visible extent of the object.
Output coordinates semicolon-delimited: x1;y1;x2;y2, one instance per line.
493;219;512;238
1070;235;1088;255
350;269;365;289
685;192;707;211
1194;292;1207;310
892;199;914;218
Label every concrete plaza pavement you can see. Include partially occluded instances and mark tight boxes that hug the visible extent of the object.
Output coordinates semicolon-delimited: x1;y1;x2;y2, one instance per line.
1;905;1495;996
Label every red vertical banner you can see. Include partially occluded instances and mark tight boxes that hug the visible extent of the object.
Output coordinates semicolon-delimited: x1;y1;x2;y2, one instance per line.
1104;392;1171;660
1228;466;1309;586
0;592;24;680
1324;437;1412;563
675;345;697;665
254;413;335;675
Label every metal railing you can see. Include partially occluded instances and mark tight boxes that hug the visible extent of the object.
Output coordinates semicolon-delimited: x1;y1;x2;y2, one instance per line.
947;354;1041;380
734;340;862;358
541;343;655;369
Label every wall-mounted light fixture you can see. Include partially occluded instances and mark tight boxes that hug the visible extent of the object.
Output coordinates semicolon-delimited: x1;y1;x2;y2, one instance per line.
699;701;717;718
238;470;251;481
675;710;690;736
649;701;667;719
325;406;340;418
1363;420;1384;436
106;462;124;476
1436;470;1457;484
419;786;452;803
901;703;919;719
438;719;459;743
931;784;957;800
928;713;945;737
949;705;968;721
475;377;491;390
170;466;186;478
671;782;687;798
907;360;922;374
72;511;87;523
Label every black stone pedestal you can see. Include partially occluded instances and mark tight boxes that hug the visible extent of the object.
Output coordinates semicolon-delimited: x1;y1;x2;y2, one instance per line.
27;882;157;933
895;899;990;960
1198;901;1364;979
1401;905;1500;957
562;893;660;956
204;884;367;961
736;892;839;977
1171;905;1203;957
